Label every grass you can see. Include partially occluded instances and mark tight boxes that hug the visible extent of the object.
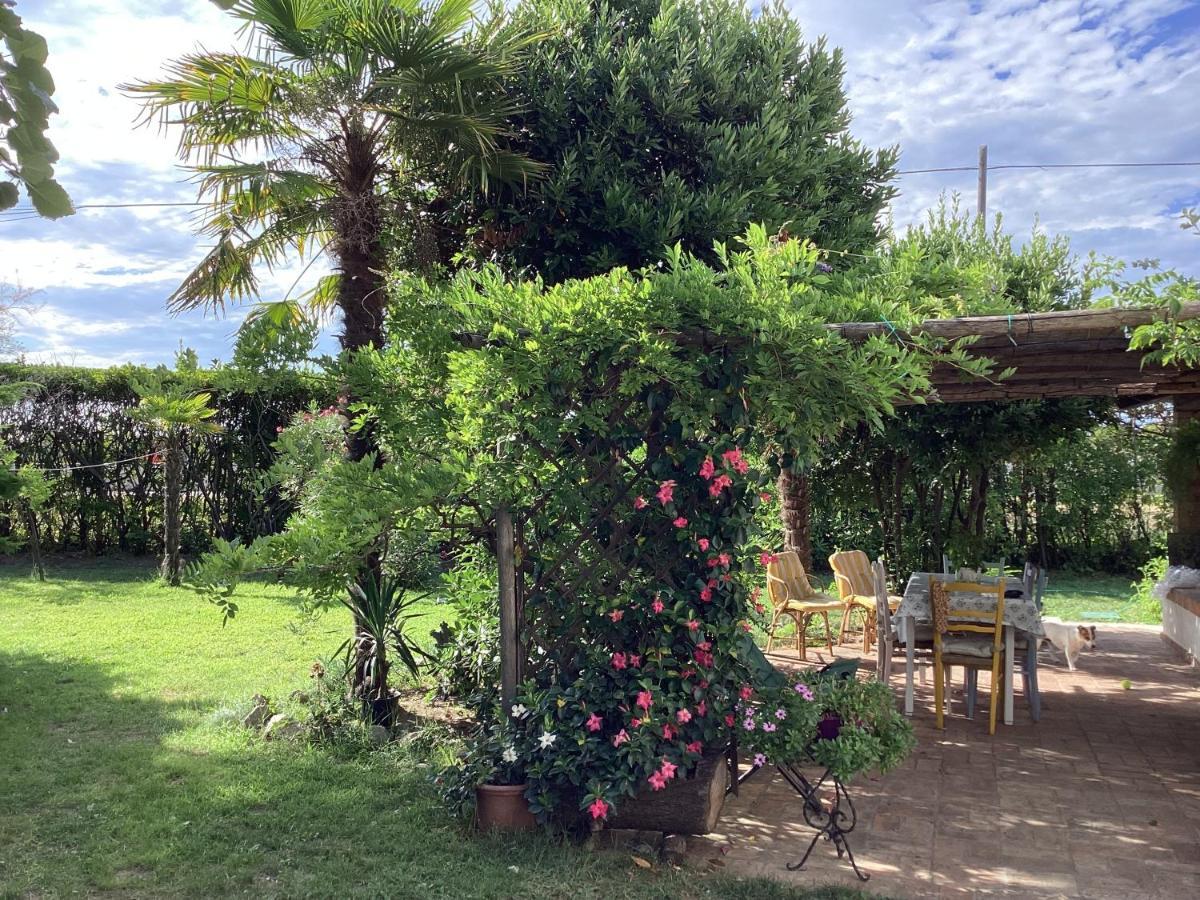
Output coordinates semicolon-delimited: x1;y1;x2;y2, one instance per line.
0;559;863;900
1039;570;1160;624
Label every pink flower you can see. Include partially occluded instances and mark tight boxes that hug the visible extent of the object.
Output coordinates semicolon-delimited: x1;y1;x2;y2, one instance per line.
717;552;732;567
628;653;641;667
720;573;732;583
630;717;641;728
706;557;720;568
753;753;767;768
708;473;733;497
794;682;814;701
699;587;713;602
741;620;752;632
750;586;762;601
759;552;778;567
648;771;668;791
696;700;707;717
651;597;664;614
609;609;624;623
636;690;653;711
721;448;750;475
739;685;754;701
676;708;692;724
680;667;696;679
662;723;676;740
698;456;715;480
686;741;703;754
634;496;648;509
586;712;603;732
589;797;610;820
724;714;736;727
742;718;755;731
762;722;776;733
759;491;772;503
611;652;627;670
612;729;629;747
659;759;678;780
687;620;700;631
774;708;787;720
754;602;766;614
656;480;676;505
697;538;710;551
673;516;688;528
706;578;717;589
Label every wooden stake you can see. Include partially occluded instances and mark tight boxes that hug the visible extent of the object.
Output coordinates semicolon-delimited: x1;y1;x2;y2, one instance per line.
977;144;988;221
497;506;519;713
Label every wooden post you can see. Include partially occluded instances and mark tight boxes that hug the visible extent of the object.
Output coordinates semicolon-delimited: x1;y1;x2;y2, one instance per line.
977;144;988;221
1168;397;1200;567
496;506;520;712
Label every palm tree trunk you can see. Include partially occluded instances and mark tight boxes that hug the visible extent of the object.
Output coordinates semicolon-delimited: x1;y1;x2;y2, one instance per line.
334;126;389;700
161;429;183;585
778;468;811;571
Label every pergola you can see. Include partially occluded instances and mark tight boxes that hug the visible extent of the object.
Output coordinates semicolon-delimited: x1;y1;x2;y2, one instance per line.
833;301;1200;660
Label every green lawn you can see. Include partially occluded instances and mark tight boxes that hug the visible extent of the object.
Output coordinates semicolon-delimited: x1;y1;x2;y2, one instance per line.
0;559;861;899
1039;570;1159;624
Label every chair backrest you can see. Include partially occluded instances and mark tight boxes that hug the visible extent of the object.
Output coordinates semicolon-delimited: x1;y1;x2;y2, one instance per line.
982;558;1006;577
1021;563;1049;610
766;550;817;608
872;557;891;678
829;549;873;599
942;553;954;576
932;578;1006;649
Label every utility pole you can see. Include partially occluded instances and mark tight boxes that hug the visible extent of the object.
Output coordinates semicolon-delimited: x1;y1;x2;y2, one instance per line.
977;144;988;221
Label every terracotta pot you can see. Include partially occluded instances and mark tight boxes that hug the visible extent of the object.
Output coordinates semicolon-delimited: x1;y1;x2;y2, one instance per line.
475;783;538;832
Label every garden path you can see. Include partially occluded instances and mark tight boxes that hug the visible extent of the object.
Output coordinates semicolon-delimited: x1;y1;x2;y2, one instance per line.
689;625;1200;899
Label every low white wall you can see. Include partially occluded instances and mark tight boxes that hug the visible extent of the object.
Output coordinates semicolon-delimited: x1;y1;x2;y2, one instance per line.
1162;589;1200;664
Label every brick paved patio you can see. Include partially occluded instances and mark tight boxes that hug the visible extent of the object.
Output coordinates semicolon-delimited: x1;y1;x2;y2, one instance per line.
688;625;1200;898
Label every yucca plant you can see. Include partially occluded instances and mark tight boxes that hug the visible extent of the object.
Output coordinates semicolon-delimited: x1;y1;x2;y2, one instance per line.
131;381;223;585
337;574;432;726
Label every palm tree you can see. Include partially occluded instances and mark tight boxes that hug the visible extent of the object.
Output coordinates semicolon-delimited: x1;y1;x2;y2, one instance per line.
131;385;223;585
126;0;539;589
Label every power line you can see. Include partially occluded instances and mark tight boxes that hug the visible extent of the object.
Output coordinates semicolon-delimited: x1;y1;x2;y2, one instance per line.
9;450;165;474
897;161;1200;175
1;160;1197;222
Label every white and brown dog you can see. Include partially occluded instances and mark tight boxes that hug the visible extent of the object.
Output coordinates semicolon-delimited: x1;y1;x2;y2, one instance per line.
1040;617;1098;671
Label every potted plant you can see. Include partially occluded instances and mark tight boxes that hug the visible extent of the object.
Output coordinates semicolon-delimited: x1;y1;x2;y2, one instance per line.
739;671;915;781
440;712;539;832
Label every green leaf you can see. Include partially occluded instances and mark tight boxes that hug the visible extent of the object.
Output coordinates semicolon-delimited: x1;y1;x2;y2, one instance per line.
27;176;73;218
0;181;18;210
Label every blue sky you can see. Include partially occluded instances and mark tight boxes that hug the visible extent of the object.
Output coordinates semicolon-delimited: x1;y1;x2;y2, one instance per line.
2;0;1198;366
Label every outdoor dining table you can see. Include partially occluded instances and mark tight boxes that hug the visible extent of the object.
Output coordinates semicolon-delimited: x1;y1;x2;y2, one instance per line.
894;572;1045;726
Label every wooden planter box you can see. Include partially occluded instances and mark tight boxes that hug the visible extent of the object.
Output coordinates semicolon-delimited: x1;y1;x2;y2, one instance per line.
607;750;727;834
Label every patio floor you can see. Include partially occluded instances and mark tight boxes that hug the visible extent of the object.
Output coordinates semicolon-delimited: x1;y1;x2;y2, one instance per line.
688;625;1200;898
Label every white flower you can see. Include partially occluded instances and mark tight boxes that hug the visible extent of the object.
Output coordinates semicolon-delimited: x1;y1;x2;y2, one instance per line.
538;731;556;749
511;703;528;719
502;746;518;764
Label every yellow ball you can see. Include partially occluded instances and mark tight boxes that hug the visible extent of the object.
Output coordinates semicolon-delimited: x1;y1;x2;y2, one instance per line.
1120;679;1132;691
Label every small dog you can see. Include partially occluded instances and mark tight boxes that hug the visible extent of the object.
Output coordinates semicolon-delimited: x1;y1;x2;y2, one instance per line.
1040;617;1098;671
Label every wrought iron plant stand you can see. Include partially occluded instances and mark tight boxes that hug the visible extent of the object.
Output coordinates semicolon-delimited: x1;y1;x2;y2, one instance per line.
727;739;868;882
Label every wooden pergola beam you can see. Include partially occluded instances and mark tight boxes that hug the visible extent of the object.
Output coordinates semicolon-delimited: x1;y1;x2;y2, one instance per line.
831;301;1200;343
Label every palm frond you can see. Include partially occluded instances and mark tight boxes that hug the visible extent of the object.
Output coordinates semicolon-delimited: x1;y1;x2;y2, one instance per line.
123;52;301;161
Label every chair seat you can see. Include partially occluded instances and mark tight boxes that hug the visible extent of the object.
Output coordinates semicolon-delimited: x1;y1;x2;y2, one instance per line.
849;594;902;611
780;597;844;614
939;635;1004;659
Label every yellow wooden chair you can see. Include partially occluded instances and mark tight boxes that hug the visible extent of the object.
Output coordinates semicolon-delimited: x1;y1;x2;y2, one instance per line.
829;549;902;653
765;551;844;661
931;578;1006;735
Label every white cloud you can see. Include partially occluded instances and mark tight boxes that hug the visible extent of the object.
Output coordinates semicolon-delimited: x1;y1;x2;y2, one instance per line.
791;0;1200;272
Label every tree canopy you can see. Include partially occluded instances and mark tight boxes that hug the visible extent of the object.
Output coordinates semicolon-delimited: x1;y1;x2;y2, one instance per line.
461;0;896;282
